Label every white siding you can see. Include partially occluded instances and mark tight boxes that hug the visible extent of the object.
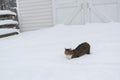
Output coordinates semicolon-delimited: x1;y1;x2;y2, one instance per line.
118;0;120;22
18;0;53;31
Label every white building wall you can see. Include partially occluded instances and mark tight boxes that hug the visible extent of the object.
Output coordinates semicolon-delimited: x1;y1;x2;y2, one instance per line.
17;0;120;31
18;0;53;31
118;0;120;22
53;0;119;25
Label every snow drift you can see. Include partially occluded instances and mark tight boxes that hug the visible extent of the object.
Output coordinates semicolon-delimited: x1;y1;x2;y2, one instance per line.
0;23;120;80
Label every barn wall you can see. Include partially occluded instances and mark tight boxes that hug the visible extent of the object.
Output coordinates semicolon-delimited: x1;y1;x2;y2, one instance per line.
118;0;120;22
18;0;53;31
53;0;119;25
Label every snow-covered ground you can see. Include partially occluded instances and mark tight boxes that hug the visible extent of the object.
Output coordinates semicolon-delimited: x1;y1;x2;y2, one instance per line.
0;23;120;80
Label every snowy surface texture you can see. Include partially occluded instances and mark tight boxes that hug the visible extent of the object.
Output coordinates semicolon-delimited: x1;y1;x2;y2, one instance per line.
0;29;19;34
0;20;18;26
0;23;120;80
0;10;16;16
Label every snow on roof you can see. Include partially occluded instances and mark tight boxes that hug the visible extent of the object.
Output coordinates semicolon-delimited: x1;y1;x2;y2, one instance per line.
0;20;18;26
0;28;19;34
0;10;16;16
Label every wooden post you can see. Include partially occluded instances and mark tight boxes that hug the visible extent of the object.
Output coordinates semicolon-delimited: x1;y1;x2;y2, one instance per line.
0;32;18;38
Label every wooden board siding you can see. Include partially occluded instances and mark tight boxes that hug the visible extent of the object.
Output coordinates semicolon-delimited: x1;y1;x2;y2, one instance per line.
18;0;53;31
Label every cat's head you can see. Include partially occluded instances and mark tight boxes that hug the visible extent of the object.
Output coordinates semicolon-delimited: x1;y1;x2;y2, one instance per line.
64;48;73;59
65;48;73;55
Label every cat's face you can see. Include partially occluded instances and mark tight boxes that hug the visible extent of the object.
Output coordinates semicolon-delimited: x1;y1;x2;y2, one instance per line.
65;48;72;54
65;48;73;59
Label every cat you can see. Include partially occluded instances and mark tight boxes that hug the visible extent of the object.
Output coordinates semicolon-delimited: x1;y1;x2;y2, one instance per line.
65;42;90;59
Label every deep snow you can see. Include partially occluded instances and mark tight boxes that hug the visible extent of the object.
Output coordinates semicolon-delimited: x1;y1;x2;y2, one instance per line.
0;23;120;80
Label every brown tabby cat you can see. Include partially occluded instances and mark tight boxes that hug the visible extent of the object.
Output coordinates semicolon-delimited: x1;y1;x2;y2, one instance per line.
65;42;90;59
